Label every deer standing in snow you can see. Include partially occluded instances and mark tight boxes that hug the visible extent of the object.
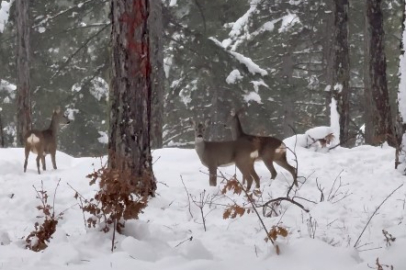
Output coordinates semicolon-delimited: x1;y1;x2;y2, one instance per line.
24;107;70;174
229;110;298;186
192;120;261;190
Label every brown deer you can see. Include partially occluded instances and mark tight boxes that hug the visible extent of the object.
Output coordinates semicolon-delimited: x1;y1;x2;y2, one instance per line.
192;120;261;190
24;107;70;174
229;110;298;186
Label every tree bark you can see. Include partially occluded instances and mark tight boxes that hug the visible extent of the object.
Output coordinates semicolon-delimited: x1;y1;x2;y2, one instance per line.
366;0;394;146
0;113;4;147
395;0;406;170
364;1;373;144
333;0;350;146
109;0;156;195
149;0;164;149
16;0;32;146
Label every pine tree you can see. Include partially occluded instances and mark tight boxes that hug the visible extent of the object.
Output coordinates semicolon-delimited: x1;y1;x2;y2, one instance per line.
109;0;157;195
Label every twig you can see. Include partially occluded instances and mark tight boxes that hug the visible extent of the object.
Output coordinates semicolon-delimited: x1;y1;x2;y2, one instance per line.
67;183;89;228
353;184;404;248
52;179;62;215
199;190;207;231
327;169;344;200
263;197;309;213
243;187;275;245
190;190;209;231
316;178;324;202
180;175;194;219
111;219;116;253
174;236;193;248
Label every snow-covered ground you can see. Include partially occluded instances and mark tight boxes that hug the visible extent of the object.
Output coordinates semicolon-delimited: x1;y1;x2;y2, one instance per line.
1;136;406;270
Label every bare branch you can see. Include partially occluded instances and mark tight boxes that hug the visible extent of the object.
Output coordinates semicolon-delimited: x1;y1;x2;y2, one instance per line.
353;184;404;248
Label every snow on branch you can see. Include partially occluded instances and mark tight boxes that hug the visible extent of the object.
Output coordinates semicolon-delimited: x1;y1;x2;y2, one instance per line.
210;37;268;76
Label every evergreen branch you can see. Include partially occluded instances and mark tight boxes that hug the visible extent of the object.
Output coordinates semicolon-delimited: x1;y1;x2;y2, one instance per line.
32;0;109;28
50;24;110;80
192;0;207;35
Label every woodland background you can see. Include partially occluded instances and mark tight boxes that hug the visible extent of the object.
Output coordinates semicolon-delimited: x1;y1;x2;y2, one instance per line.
0;0;404;157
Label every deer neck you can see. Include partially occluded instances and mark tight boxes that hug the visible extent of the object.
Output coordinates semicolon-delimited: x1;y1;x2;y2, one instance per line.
48;115;59;134
194;137;206;160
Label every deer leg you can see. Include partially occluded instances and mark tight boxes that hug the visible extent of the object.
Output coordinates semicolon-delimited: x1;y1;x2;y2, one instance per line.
250;163;260;189
41;156;46;171
236;161;253;190
51;151;57;170
208;166;217;186
36;155;41;174
274;152;298;186
24;147;30;173
263;158;278;179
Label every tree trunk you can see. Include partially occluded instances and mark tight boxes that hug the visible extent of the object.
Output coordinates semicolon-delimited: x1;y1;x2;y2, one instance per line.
395;0;406;171
16;0;31;146
324;1;334;124
149;0;164;149
366;0;394;146
364;1;373;144
333;0;350;146
0;113;4;147
281;53;295;138
109;0;156;195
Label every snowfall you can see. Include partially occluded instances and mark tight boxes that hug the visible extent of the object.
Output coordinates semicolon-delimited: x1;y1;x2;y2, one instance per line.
0;131;405;270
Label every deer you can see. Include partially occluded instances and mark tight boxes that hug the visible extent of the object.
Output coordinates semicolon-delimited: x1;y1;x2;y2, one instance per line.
192;120;261;190
228;110;298;187
24;107;71;174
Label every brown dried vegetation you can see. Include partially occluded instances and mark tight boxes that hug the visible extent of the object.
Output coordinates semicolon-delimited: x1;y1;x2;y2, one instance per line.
81;163;149;233
26;181;63;252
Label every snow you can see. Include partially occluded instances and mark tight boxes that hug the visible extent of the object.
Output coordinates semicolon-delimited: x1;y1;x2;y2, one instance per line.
226;69;243;84
169;0;177;7
330;97;340;143
228;3;257;39
304;126;338;149
1;135;406;269
97;131;108;144
0;0;12;33
70;77;108;101
211;37;268;76
230;51;268;76
279;13;301;33
244;91;262;104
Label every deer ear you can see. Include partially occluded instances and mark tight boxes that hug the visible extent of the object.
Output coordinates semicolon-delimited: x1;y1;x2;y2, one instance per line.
204;119;210;126
189;118;195;126
54;106;61;114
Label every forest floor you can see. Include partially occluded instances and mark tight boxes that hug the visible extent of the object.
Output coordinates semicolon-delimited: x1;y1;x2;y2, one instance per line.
0;135;405;270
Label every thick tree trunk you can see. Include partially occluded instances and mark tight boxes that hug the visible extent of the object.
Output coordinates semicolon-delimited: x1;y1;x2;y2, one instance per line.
364;2;373;144
333;0;350;146
149;0;164;149
366;0;394;146
16;0;31;146
395;0;406;170
324;2;334;124
109;0;156;195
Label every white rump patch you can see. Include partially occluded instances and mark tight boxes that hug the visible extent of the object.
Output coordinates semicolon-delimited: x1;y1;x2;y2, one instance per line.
275;144;286;154
27;134;40;144
250;150;259;158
